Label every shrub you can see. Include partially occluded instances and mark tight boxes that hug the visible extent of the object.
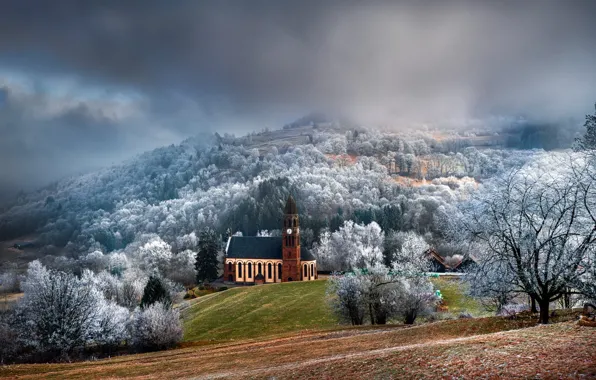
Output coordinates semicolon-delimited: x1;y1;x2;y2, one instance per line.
198;285;205;291
131;302;182;351
0;312;19;364
218;286;228;291
14;265;102;356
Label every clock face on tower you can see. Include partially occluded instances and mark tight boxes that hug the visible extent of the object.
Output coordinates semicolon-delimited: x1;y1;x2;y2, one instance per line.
286;228;292;234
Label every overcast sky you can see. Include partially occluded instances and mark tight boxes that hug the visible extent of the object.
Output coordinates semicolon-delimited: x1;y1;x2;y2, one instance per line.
1;0;595;198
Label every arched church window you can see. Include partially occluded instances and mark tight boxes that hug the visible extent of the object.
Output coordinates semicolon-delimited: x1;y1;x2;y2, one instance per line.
228;262;232;273
268;263;272;279
277;263;282;280
238;262;243;277
248;262;252;278
258;262;262;275
311;263;315;279
303;265;307;278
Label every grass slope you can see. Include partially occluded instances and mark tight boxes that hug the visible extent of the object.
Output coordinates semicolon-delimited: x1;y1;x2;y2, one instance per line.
431;278;485;316
182;280;337;342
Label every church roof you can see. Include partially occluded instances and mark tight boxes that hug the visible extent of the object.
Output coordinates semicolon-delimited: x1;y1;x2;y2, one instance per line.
301;248;316;261
227;236;282;260
284;195;298;214
225;236;317;261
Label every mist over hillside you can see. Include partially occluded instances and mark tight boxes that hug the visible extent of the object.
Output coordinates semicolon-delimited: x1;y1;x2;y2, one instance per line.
1;0;595;198
0;117;550;265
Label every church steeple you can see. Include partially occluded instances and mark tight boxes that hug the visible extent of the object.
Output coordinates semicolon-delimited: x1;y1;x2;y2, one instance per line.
282;195;300;281
284;195;298;215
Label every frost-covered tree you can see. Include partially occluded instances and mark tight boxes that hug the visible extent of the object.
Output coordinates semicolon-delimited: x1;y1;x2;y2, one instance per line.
107;251;129;276
327;266;437;325
130;302;182;351
83;250;108;273
92;298;130;348
327;272;367;325
458;153;596;323
138;236;173;276
313;230;333;270
390;231;430;276
466;256;518;314
170;250;197;288
14;262;103;355
0;265;21;294
572;152;596;301
120;269;148;310
396;277;437;324
0;313;18;363
317;221;384;271
574;103;596;151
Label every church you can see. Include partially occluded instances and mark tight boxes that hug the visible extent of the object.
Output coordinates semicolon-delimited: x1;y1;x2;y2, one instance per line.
223;196;317;284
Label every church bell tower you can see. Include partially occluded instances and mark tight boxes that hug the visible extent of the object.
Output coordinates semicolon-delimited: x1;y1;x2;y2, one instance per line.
282;195;301;282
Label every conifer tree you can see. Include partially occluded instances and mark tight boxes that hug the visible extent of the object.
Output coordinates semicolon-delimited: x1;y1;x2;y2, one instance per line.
574;103;596;151
140;275;171;309
195;228;220;284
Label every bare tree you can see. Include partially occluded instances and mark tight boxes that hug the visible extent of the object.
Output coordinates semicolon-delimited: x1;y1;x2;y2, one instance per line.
327;265;437;326
466;258;518;314
572;152;596;302
459;154;596;323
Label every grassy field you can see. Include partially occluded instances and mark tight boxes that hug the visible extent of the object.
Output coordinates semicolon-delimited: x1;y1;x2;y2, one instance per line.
1;310;590;379
431;277;485;316
182;280;338;342
181;277;485;342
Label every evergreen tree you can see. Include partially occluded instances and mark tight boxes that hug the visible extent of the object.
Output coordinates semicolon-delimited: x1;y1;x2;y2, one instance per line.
195;228;220;283
140;275;171;309
574;103;596;151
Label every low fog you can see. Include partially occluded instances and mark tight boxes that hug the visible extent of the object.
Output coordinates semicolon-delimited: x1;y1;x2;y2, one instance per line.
1;0;595;198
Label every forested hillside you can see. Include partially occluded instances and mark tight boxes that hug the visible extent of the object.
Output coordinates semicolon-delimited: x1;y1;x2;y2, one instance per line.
0;120;541;259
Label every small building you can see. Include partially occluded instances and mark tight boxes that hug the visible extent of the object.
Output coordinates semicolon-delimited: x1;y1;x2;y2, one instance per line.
427;249;477;273
223;196;317;284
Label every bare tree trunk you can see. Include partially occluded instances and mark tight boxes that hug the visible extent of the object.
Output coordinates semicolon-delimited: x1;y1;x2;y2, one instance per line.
368;302;375;325
563;290;571;309
530;295;538;313
539;299;550;324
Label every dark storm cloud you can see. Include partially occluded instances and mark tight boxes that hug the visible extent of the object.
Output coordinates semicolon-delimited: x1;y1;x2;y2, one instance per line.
2;0;595;120
0;0;595;196
0;84;137;195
